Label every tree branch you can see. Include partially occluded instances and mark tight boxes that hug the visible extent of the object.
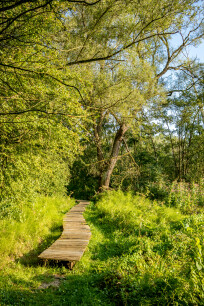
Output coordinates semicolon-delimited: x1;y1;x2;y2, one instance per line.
0;108;84;117
0;63;84;101
66;31;179;66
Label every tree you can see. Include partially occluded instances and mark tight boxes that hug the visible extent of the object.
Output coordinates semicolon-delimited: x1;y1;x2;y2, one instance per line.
0;0;203;204
59;0;203;192
78;57;163;190
152;64;204;182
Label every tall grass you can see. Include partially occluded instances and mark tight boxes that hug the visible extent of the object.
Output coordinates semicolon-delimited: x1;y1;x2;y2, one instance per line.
0;196;75;264
148;179;204;214
167;180;204;213
88;190;204;305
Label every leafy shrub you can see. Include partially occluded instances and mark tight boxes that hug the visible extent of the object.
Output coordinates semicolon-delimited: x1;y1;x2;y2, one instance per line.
0;115;81;221
147;181;169;201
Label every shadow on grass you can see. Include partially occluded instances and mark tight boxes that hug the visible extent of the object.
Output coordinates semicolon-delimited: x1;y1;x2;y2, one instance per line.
16;224;63;267
84;204;139;261
0;267;186;306
0;272;112;306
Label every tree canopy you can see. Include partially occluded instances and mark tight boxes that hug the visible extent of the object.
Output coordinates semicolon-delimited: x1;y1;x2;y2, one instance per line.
0;0;203;205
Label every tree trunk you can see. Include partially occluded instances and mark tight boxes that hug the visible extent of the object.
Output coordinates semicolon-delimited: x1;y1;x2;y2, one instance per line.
99;123;129;191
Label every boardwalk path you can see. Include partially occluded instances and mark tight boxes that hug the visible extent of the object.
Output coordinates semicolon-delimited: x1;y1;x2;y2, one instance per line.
38;200;91;268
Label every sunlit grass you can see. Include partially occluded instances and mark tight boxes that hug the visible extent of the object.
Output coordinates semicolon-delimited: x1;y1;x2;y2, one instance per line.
87;190;204;305
0;196;75;264
0;191;203;305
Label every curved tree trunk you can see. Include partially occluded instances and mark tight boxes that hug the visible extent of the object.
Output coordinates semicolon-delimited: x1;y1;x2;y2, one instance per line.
99;123;129;191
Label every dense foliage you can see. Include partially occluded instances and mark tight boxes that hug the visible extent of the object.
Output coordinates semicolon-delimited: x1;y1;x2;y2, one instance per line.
68;76;204;197
1;0;203;206
0;1;203;304
0;116;81;220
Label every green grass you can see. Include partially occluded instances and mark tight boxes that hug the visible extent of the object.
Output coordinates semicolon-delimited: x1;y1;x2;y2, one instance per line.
0;196;75;265
87;190;204;305
0;191;203;305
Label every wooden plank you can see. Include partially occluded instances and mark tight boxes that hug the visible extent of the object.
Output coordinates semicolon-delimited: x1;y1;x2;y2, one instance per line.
55;239;89;243
64;215;85;218
62;230;91;234
69;208;86;212
60;234;91;239
40;250;84;256
61;230;91;235
63;227;89;230
63;222;88;225
39;254;82;261
63;225;90;229
48;239;89;246
47;246;87;252
38;200;91;265
48;240;89;246
64;215;84;218
47;241;88;247
50;244;88;248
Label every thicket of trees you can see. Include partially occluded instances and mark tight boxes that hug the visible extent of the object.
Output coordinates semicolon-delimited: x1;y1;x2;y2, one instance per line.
0;0;203;209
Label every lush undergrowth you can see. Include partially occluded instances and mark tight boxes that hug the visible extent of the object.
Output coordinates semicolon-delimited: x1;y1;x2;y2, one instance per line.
0;191;203;305
91;190;204;304
0;196;75;266
147;180;204;214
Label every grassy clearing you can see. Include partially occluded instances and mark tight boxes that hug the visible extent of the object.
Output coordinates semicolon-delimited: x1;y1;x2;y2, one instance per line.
0;191;203;305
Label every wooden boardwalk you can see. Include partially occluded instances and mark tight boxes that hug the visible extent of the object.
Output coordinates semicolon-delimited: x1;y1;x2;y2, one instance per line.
38;200;91;267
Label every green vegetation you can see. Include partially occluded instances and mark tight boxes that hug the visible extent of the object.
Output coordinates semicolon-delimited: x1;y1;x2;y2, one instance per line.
0;190;203;305
0;1;203;305
1;0;204;201
0;196;75;265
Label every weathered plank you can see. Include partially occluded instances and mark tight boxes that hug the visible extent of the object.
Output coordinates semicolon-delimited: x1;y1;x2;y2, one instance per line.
38;200;91;266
